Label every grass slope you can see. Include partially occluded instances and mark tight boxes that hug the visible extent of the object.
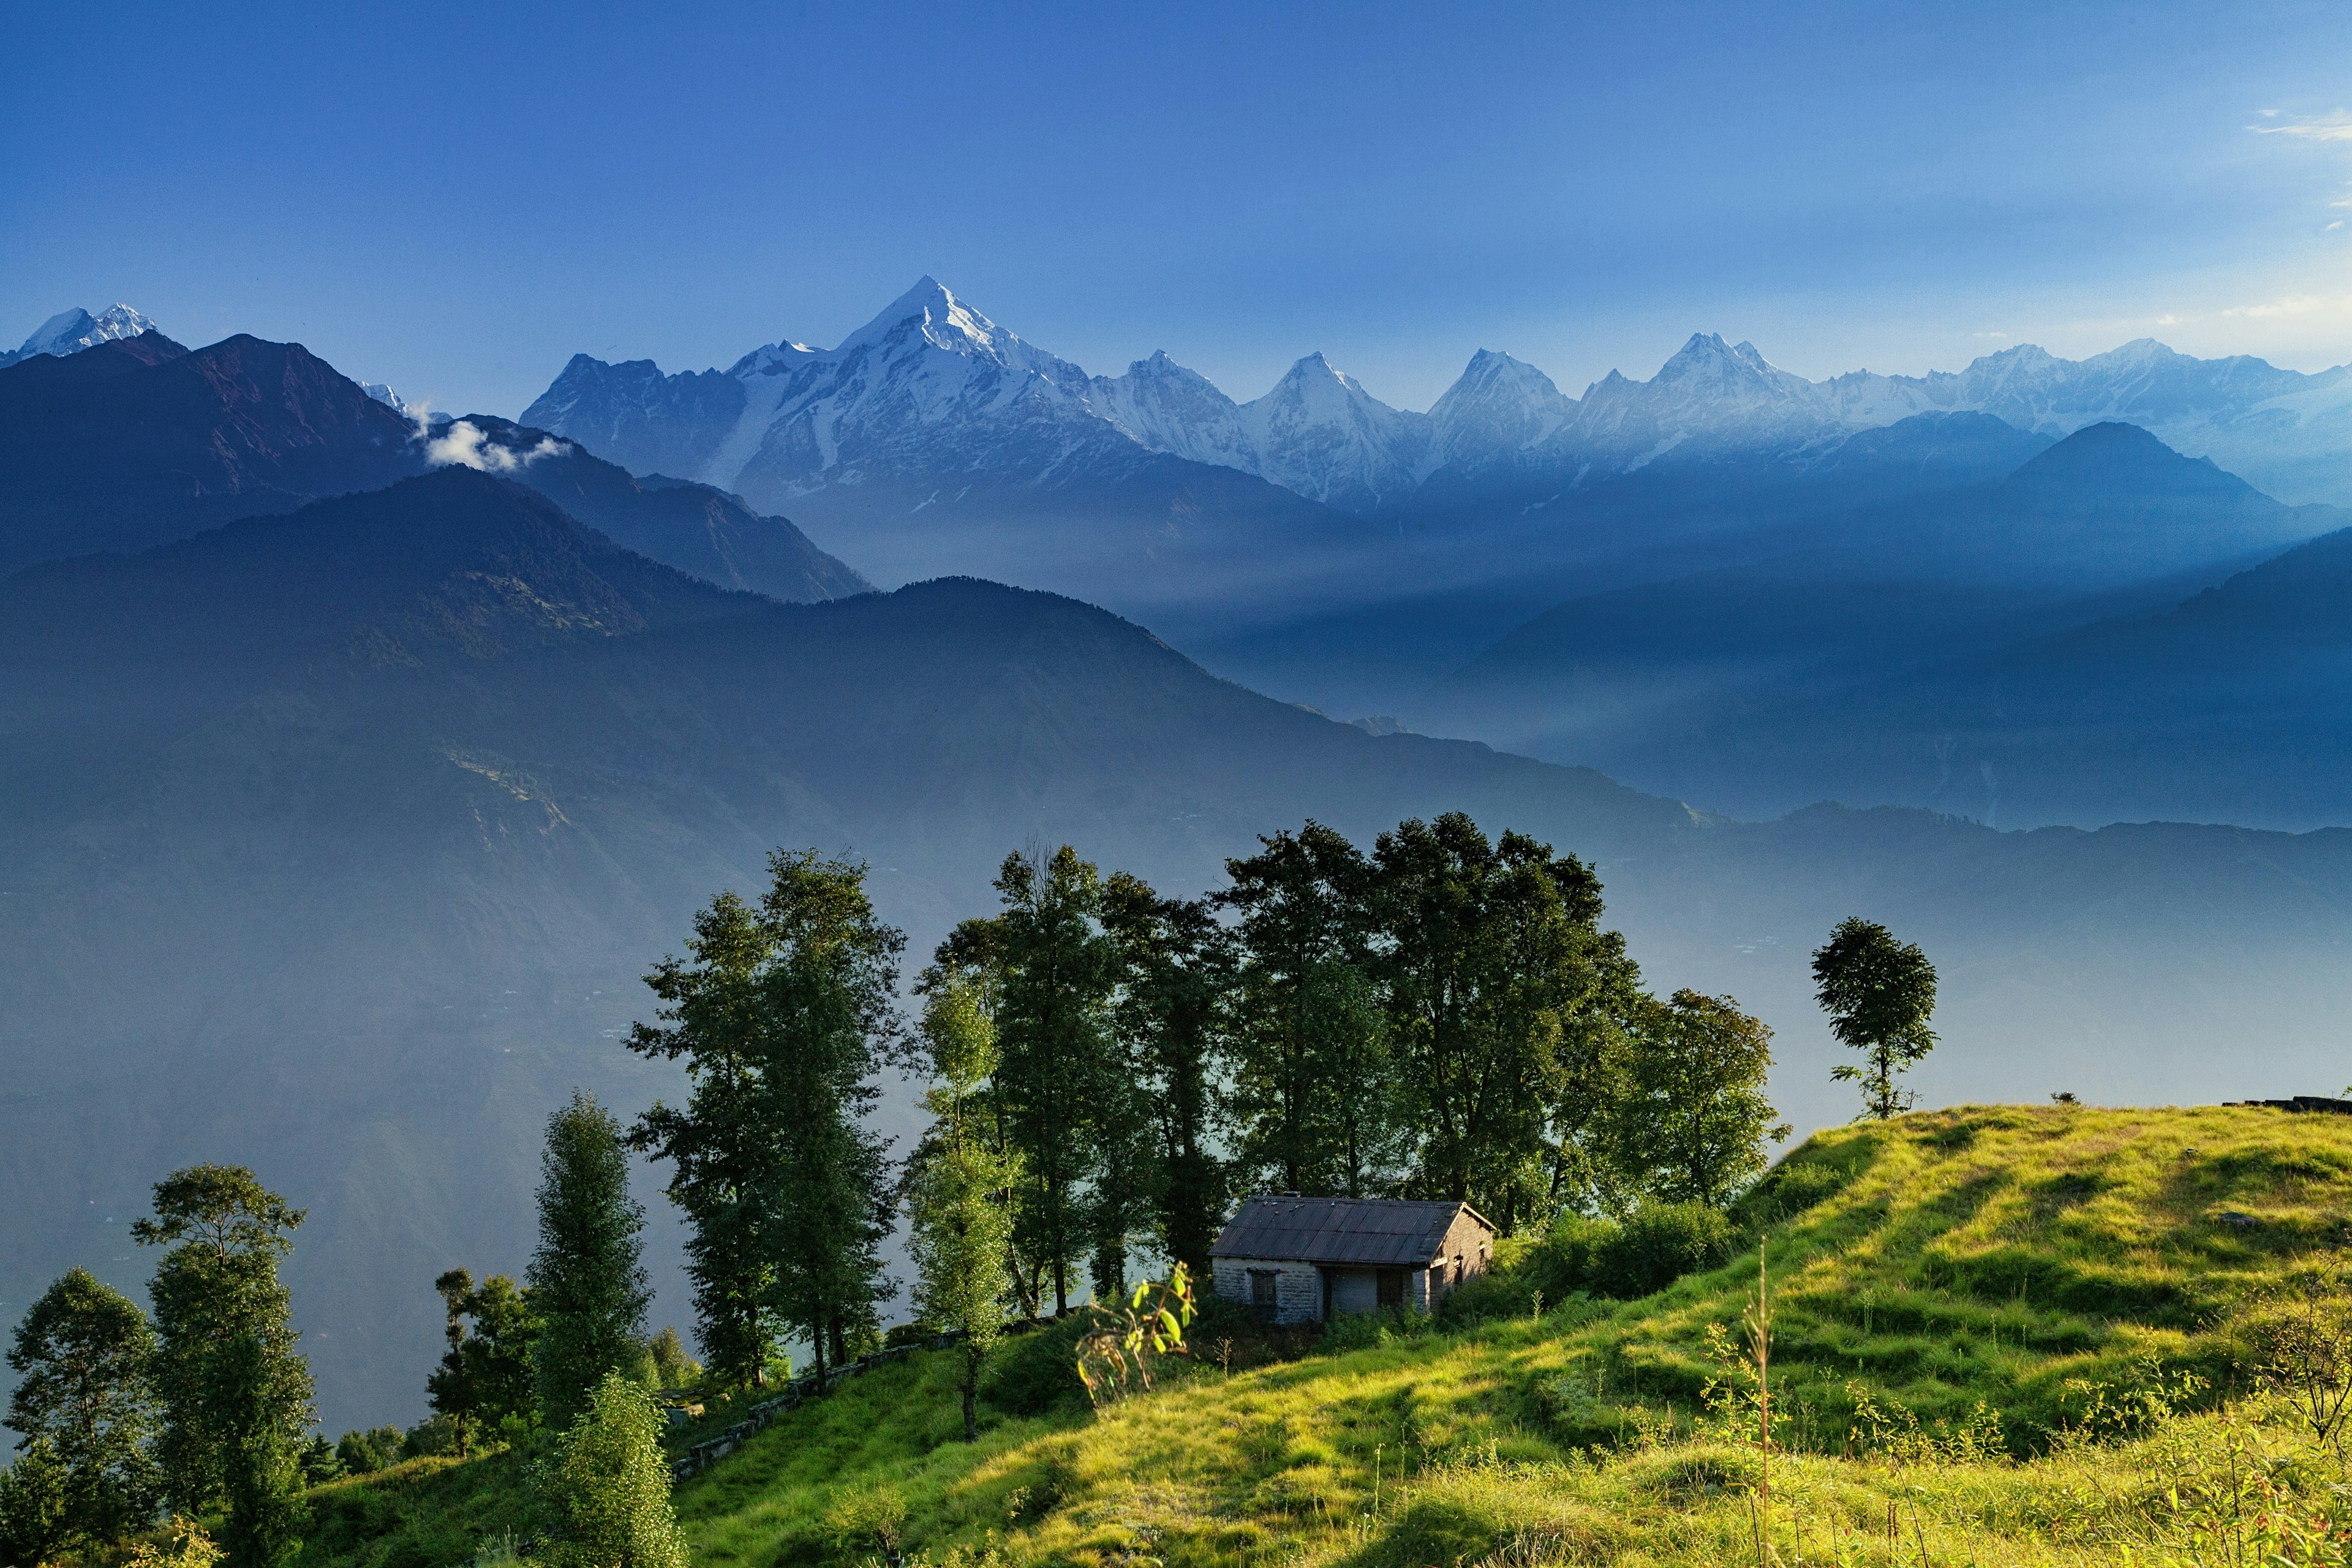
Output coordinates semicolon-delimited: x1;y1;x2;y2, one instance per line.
303;1104;2352;1567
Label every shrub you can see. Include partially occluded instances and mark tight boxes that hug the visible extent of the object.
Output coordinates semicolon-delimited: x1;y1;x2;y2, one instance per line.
821;1483;908;1561
334;1427;405;1476
1435;1268;1537;1327
1323;1306;1435;1348
882;1321;940;1351
978;1317;1091;1416
1589;1202;1733;1298
1432;1218;1620;1326
1528;1215;1621;1297
401;1413;466;1460
535;1373;687;1568
124;1516;222;1568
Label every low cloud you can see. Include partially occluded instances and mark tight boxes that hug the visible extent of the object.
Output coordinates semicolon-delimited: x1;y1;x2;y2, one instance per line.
2252;110;2352;141
426;420;568;472
2222;292;2352;321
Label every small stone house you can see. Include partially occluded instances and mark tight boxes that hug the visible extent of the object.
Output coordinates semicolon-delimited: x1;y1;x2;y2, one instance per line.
1208;1196;1495;1324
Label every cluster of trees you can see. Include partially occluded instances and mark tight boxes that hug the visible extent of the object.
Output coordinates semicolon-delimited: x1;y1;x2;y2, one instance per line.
624;814;1944;1439
1;1096;699;1568
1;1167;313;1568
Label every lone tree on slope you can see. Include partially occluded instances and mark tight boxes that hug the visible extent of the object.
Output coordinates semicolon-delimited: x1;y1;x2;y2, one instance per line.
529;1091;652;1431
1812;917;1938;1120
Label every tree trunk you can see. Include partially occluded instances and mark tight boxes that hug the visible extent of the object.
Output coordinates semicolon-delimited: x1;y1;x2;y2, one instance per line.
1054;1259;1068;1317
960;1354;979;1443
808;1319;827;1393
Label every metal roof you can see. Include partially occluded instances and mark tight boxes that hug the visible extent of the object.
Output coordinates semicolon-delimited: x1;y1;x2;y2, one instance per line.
1208;1197;1492;1267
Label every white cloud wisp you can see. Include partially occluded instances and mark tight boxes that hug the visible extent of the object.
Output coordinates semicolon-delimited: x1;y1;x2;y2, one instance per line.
425;420;568;472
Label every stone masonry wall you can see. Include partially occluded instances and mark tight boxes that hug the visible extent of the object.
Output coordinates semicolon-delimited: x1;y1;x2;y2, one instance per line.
1212;1257;1325;1324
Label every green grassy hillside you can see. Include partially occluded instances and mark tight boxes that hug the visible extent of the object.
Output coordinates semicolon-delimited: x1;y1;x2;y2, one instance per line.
303;1102;2352;1567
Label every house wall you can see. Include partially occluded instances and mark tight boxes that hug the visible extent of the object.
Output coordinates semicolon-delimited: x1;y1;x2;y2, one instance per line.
1210;1257;1324;1325
1427;1211;1496;1306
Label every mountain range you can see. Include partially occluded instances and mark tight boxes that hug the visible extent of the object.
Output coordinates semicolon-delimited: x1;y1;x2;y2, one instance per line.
522;278;2352;526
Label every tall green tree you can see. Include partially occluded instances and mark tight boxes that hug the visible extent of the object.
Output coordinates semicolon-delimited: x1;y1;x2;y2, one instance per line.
534;1373;687;1568
212;1336;306;1568
131;1167;313;1521
1373;813;1622;1232
1812;916;1939;1120
745;850;902;1389
529;1091;652;1431
965;846;1118;1316
625;889;785;1390
425;1270;538;1453
1544;943;1647;1217
5;1267;158;1551
905;971;1022;1441
1080;1052;1160;1302
1218;824;1405;1198
1607;990;1790;1208
1102;876;1231;1278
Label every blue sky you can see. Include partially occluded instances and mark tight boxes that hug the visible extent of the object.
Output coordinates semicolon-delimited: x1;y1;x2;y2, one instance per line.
6;0;2351;417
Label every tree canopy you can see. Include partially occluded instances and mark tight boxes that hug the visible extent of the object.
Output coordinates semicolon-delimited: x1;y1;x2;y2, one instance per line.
4;1267;157;1552
528;1092;652;1430
1812;916;1939;1120
130;1166;312;1523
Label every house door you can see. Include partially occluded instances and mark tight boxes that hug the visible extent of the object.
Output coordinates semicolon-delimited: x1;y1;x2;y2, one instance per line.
1377;1268;1404;1308
1249;1269;1278;1324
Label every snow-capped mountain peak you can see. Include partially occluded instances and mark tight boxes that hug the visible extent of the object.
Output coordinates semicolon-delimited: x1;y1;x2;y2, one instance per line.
837;275;1003;359
1234;352;1431;510
1649;331;1807;399
1091;350;1254;470
1427;349;1576;468
1;303;161;368
360;382;415;418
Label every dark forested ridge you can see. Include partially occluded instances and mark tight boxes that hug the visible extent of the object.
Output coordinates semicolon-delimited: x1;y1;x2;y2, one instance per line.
7;465;2352;1425
0;332;423;570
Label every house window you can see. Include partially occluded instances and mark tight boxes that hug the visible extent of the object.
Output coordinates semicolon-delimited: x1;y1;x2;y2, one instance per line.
1249;1269;1278;1323
1452;1254;1463;1287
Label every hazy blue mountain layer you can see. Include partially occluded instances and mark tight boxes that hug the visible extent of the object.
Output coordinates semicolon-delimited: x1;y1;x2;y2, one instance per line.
1413;424;2352;827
